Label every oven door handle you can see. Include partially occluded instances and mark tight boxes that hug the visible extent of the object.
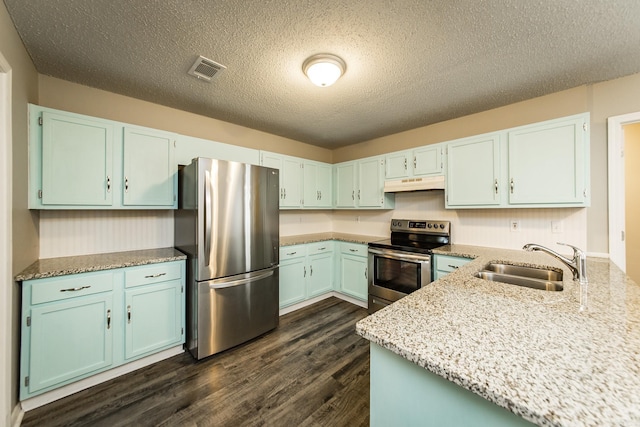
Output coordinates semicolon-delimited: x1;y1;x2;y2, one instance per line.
368;248;431;263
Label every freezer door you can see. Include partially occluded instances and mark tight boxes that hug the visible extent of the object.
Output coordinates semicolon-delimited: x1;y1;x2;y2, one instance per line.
197;158;279;281
189;267;279;359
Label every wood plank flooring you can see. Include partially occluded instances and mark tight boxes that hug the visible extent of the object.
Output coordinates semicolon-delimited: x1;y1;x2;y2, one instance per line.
22;297;370;427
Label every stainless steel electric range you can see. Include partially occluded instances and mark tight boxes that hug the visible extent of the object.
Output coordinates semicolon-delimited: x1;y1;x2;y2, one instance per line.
367;219;451;313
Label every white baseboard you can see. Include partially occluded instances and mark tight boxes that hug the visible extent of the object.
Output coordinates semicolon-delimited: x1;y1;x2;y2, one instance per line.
279;291;367;316
21;346;184;412
11;403;23;427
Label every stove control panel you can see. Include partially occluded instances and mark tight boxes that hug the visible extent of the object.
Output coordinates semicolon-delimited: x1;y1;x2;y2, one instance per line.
391;219;450;235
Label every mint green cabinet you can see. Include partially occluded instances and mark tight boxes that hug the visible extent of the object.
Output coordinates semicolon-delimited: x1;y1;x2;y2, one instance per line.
279;243;334;308
446;133;502;207
20;271;115;398
279;245;307;308
445;113;590;209
434;254;472;280
41;111;114;206
334;157;395;209
385;145;444;180
20;260;185;400
29;105;177;209
507;115;588;205
339;242;368;301
260;152;306;209
303;161;333;208
122;127;176;207
307;242;334;297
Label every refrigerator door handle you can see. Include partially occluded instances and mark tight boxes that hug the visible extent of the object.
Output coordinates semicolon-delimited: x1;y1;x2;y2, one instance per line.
208;268;276;290
204;169;212;266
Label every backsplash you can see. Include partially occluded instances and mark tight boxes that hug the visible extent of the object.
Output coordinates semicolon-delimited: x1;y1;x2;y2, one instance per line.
331;192;588;251
39;210;173;258
38;192;587;258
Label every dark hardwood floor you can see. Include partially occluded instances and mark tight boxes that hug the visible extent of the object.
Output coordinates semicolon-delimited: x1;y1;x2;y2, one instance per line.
22;297;370;427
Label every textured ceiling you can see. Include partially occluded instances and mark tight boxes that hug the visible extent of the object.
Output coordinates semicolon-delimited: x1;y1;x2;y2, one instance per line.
5;1;640;148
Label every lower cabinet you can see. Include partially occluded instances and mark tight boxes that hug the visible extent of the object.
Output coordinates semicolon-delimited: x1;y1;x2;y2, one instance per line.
433;254;472;280
20;260;185;400
338;242;368;301
279;242;335;309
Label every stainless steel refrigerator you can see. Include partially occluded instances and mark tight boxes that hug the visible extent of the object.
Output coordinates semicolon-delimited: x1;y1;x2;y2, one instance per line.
174;158;279;360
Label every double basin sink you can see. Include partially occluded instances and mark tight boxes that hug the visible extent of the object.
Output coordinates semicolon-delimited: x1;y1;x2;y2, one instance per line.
475;262;564;291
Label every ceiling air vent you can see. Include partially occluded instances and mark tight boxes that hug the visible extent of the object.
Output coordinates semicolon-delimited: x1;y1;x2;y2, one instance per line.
188;56;226;82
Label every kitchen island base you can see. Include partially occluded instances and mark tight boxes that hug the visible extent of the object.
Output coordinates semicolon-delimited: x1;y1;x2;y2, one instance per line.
370;343;535;427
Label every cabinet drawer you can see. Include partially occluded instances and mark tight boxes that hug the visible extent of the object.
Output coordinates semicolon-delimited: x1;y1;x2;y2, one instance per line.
30;271;114;305
280;245;306;261
306;241;333;254
435;255;472;273
124;262;182;288
340;242;367;256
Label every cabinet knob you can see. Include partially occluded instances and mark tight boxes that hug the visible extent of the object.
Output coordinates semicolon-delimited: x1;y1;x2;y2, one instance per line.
106;309;111;329
510;178;515;194
106;176;111;192
494;179;498;194
125;177;129;192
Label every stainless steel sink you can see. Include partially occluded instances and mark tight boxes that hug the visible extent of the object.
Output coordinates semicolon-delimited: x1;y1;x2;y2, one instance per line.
475;262;564;291
484;263;563;281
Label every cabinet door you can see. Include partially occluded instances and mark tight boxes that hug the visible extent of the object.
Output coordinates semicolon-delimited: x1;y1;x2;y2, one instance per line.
335;162;357;208
508;117;587;204
27;294;113;394
125;281;182;360
413;145;443;176
279;256;307;308
316;163;333;208
308;249;334;298
281;157;303;208
41;111;114;206
385;151;411;179
358;157;384;207
340;254;368;301
123;127;176;207
261;152;285;206
303;162;319;207
446;134;501;207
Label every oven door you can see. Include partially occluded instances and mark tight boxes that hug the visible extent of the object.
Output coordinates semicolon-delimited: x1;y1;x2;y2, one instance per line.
368;247;432;305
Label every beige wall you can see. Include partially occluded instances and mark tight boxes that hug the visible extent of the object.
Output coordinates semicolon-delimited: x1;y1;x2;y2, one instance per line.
334;73;640;254
38;75;332;163
0;1;39;423
625;123;640;283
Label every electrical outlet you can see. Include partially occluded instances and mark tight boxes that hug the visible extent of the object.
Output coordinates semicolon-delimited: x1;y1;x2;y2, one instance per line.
356;216;361;222
551;220;563;234
510;220;520;232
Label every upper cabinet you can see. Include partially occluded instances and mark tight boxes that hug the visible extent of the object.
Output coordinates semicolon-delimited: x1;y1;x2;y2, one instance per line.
29;105;177;210
122;127;176;207
445;113;590;209
334;156;395;209
260;152;333;210
385;144;444;180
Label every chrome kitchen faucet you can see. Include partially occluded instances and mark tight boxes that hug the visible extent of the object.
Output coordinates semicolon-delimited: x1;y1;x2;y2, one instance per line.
522;242;588;286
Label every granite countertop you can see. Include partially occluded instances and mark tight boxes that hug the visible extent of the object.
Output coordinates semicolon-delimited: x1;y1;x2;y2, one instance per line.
356;244;640;427
280;232;386;247
15;247;187;281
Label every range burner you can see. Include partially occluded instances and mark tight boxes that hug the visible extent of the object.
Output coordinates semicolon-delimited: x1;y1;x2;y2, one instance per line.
369;219;451;255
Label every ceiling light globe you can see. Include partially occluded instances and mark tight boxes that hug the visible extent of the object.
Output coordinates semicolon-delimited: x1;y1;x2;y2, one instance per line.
303;54;346;87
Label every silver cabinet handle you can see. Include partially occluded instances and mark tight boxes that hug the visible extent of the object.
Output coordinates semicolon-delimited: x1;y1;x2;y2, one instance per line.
304;266;306;277
60;285;91;292
283;188;286;199
358;190;361;200
144;273;166;278
364;268;367;279
124;177;129;192
127;305;131;323
310;265;313;276
349;248;358;252
352;190;354;200
280;188;283;199
510;178;514;194
404;158;407;170
448;265;459;269
286;251;297;255
318;247;326;251
107;309;111;329
494;179;498;194
414;157;417;169
106;176;111;192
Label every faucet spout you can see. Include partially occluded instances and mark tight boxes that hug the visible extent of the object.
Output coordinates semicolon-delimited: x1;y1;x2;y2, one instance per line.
522;242;588;285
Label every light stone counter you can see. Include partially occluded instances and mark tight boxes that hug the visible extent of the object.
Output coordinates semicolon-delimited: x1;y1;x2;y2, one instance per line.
357;244;640;427
15;247;187;281
280;232;386;247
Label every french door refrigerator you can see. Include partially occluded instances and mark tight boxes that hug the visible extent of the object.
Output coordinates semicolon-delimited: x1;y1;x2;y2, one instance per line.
175;158;279;359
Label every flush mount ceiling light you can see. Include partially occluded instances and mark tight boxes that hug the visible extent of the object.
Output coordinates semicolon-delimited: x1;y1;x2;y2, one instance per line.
302;54;346;87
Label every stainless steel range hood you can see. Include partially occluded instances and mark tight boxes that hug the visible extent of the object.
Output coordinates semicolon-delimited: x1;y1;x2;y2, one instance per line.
383;175;445;193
